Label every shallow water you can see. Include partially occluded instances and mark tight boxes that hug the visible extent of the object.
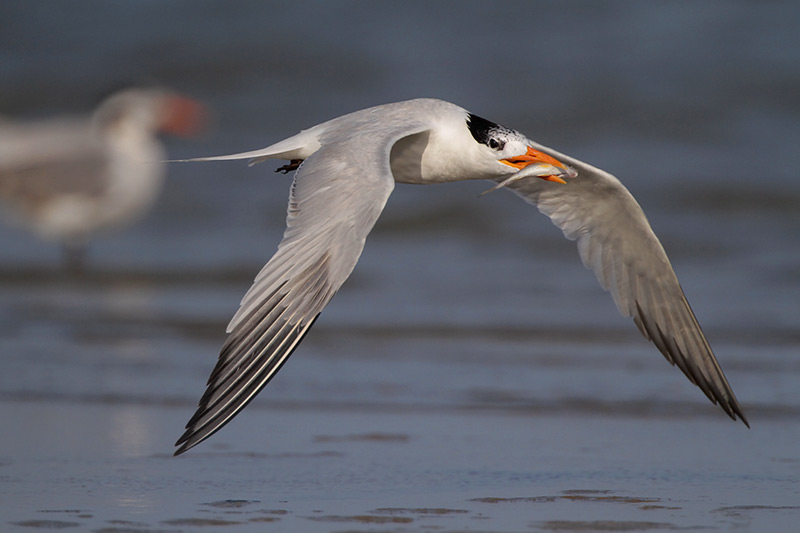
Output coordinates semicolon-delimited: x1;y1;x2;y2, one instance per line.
2;1;800;531
3;402;800;531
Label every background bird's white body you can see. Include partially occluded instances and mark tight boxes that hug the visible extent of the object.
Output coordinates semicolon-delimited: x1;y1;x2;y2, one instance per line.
0;116;163;241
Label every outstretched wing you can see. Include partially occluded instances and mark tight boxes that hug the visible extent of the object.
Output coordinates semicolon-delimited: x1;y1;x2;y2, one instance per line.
175;124;429;455
502;142;747;425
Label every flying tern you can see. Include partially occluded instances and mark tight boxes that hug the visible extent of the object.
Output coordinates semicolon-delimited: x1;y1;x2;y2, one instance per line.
0;88;204;269
175;98;747;455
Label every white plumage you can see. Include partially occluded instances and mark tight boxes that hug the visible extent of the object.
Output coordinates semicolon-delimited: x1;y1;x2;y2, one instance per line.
175;98;746;455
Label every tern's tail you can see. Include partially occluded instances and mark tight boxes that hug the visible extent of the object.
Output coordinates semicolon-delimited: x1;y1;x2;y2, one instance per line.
171;127;321;166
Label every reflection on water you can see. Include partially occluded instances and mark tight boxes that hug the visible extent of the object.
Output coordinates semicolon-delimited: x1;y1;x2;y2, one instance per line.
109;407;157;457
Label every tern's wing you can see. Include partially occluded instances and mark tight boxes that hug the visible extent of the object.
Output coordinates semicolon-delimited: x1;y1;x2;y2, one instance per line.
501;145;747;425
175;123;429;455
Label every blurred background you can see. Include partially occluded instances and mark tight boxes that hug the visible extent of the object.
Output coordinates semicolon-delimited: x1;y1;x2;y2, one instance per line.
1;1;799;529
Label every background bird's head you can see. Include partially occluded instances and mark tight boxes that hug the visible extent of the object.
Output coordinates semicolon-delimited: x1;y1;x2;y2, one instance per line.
93;88;206;139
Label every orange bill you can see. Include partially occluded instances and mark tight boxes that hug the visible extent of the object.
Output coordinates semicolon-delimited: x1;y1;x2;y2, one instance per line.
500;146;570;184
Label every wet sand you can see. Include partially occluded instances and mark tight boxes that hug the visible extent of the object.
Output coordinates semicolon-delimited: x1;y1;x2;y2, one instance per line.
0;256;798;532
3;396;799;532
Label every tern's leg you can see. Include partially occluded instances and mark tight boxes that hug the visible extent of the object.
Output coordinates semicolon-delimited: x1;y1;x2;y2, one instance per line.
275;159;304;174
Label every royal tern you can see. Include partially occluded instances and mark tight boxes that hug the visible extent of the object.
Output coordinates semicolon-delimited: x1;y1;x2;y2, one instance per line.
0;88;204;269
175;98;747;455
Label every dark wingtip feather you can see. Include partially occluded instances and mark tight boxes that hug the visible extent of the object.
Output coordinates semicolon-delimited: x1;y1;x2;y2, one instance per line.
740;412;751;428
632;302;748;426
173;313;321;456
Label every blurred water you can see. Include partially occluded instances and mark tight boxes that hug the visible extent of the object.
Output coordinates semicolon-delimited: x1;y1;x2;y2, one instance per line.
1;1;799;531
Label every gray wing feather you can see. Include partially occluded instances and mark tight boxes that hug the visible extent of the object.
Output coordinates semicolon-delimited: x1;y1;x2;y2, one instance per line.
502;146;748;425
175;124;428;454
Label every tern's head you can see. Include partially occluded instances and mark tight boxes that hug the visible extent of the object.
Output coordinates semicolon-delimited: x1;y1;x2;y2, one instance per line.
466;113;574;184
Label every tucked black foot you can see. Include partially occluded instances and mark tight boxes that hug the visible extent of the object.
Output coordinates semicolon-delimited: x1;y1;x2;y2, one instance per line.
275;159;303;174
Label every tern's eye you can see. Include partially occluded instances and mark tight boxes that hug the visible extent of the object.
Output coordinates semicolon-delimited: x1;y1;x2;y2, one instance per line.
488;138;504;150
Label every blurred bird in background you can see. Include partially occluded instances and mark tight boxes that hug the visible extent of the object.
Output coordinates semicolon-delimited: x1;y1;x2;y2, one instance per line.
0;88;205;270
